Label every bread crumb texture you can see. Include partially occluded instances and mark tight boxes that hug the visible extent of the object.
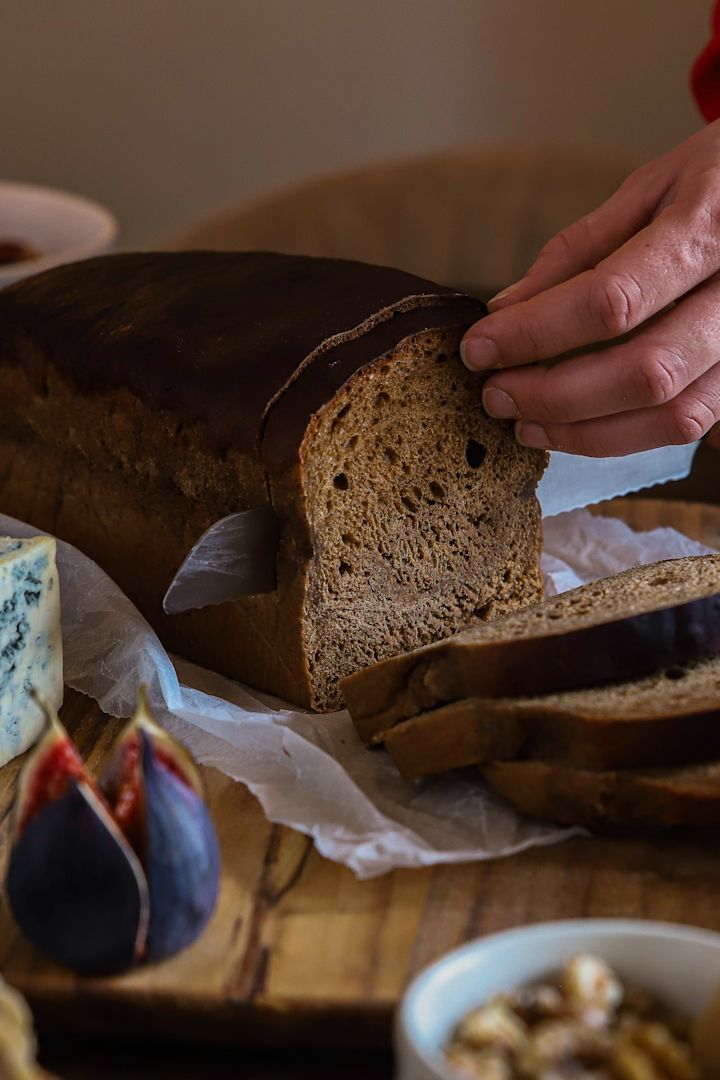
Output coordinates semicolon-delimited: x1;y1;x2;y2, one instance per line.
300;328;545;709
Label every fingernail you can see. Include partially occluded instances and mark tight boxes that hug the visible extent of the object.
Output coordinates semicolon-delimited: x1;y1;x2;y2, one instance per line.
460;337;500;371
516;420;550;449
483;387;519;419
487;279;523;307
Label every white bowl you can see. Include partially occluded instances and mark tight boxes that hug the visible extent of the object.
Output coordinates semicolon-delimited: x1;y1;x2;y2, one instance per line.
396;918;720;1080
0;180;117;288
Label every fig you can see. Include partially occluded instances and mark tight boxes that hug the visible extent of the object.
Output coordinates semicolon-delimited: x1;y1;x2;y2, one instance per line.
139;730;220;961
7;781;149;975
100;691;220;961
4;690;220;975
101;686;203;856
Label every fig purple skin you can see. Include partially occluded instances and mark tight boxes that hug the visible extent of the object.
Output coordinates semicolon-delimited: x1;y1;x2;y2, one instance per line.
6;782;148;975
141;732;221;962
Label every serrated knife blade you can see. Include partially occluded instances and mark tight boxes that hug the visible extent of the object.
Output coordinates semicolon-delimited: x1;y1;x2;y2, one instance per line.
536;441;700;518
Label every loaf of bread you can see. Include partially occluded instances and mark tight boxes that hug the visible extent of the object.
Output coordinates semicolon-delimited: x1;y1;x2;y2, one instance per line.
482;758;720;829
382;655;720;779
344;555;720;739
0;251;547;710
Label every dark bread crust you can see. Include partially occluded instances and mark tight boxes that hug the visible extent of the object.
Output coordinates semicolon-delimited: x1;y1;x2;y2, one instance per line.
483;759;720;829
0;251;483;460
262;300;481;473
346;581;720;741
382;688;720;779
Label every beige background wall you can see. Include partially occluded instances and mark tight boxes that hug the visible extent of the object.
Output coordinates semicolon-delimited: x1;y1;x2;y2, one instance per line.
1;0;711;245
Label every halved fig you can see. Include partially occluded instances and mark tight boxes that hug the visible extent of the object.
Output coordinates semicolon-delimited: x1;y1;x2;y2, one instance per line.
140;731;221;961
6;781;149;975
101;687;203;854
101;688;220;960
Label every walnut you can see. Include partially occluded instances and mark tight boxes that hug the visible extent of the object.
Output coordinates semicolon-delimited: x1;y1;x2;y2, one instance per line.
501;985;567;1024
564;954;624;1016
455;1000;528;1053
618;1019;699;1080
446;1046;512;1079
517;1018;611;1072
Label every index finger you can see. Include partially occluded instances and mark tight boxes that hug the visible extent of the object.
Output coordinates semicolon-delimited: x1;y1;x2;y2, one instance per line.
461;201;720;370
487;164;663;312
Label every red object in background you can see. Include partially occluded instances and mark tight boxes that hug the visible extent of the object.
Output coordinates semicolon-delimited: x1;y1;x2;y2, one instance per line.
693;1;720;120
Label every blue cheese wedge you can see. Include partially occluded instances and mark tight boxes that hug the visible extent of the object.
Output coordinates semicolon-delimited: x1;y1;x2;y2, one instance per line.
0;536;63;766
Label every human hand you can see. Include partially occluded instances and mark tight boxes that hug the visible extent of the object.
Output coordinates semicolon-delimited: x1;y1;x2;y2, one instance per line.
461;122;720;456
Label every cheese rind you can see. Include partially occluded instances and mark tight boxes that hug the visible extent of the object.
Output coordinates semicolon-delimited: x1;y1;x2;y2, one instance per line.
0;536;63;766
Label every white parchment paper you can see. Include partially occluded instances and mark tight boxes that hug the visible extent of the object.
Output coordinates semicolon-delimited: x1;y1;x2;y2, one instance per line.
0;509;715;879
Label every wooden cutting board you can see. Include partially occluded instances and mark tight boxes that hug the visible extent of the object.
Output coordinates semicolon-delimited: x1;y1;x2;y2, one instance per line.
1;497;719;1049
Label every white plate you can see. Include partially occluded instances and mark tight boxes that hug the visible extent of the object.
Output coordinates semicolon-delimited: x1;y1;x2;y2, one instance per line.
396;918;720;1080
0;180;117;287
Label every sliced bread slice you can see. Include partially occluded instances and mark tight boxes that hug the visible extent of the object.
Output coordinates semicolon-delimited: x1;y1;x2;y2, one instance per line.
382;656;720;779
482;758;720;829
342;555;720;742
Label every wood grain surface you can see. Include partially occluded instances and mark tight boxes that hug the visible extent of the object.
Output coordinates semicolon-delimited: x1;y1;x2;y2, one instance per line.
2;497;720;1055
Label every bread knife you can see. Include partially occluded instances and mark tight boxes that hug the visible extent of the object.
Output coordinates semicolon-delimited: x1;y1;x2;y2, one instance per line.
163;506;279;614
535;440;700;517
163;441;701;613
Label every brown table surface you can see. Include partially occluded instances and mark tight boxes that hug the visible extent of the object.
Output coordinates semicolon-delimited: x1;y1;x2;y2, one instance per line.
11;442;720;1079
